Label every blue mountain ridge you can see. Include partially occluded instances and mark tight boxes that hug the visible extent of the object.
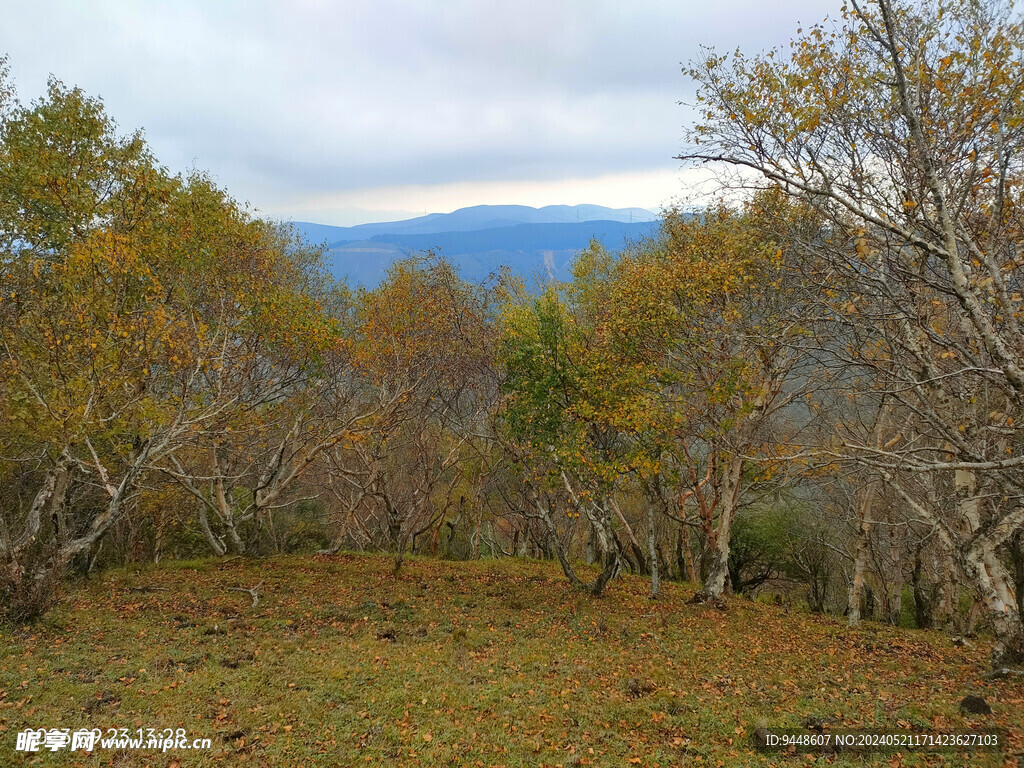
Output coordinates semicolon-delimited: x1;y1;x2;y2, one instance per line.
290;204;656;244
288;204;661;287
364;219;659;255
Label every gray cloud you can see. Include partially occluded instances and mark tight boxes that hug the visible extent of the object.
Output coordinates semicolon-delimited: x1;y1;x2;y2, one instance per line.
1;0;838;218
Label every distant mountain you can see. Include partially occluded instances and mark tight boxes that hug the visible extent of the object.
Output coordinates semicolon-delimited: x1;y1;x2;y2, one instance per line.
323;221;659;286
369;220;658;256
290;204;657;246
289;204;661;287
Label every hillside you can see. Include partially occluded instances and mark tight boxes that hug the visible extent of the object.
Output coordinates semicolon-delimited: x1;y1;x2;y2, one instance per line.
289;205;661;286
291;205;658;244
322;220;660;286
1;555;1019;767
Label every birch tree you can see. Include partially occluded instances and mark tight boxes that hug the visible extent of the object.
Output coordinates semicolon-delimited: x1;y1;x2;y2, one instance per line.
0;78;342;613
683;0;1024;665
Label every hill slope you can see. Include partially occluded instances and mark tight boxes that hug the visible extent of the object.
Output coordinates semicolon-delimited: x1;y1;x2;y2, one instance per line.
320;219;660;286
289;205;661;286
1;555;1017;766
290;204;658;245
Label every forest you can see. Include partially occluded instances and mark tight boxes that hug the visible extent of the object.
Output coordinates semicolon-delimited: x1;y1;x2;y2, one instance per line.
3;0;1024;696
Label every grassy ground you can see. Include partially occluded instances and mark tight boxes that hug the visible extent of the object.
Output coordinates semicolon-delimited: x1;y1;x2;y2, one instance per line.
0;554;1021;767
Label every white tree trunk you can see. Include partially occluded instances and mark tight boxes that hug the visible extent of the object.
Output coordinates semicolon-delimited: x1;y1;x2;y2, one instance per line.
963;541;1024;667
703;456;743;601
847;486;875;625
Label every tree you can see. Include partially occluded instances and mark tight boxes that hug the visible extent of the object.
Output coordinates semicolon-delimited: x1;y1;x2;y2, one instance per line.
0;77;341;614
323;257;496;572
599;195;818;602
499;253;654;596
683;0;1024;666
727;505;791;595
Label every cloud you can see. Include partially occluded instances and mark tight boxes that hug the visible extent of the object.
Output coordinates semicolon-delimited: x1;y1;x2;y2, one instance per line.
1;0;838;220
282;167;735;224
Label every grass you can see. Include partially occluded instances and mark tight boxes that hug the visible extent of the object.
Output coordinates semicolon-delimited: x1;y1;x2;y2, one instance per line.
0;554;1021;767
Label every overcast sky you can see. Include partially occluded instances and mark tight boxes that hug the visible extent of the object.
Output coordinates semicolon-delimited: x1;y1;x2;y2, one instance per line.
2;0;837;225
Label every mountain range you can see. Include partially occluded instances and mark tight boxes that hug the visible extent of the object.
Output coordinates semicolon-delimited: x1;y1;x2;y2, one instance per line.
289;204;660;286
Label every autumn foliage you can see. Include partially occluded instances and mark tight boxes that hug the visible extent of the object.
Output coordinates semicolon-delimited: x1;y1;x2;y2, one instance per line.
3;0;1024;682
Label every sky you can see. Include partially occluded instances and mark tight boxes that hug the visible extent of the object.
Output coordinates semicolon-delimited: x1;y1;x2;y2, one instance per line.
1;0;837;225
